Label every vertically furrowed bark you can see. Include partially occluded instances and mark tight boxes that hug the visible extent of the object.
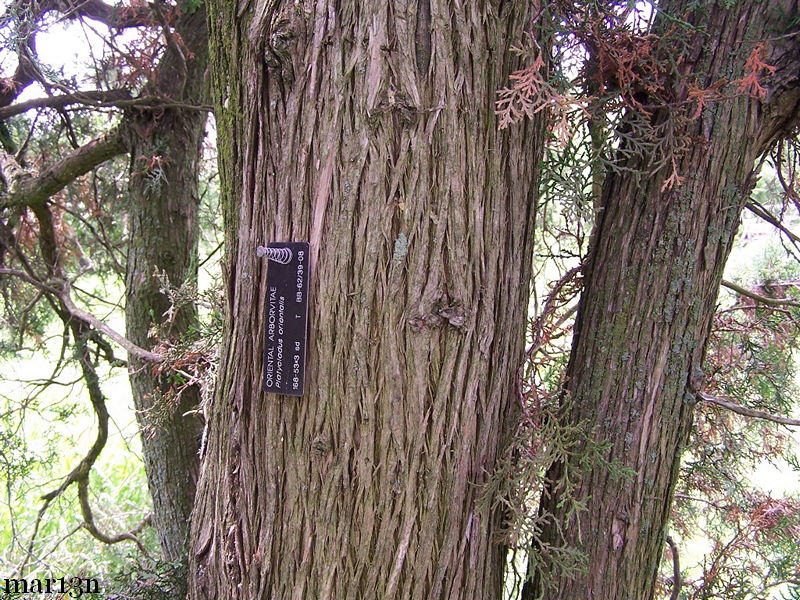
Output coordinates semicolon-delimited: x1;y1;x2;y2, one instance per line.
530;1;800;598
189;1;545;599
125;7;209;564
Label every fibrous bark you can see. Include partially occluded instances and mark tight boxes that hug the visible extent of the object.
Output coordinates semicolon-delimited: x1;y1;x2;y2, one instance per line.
529;1;800;598
189;1;545;598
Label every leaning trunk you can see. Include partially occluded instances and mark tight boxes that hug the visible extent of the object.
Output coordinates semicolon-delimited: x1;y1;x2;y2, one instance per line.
529;1;800;598
188;1;545;598
124;7;209;565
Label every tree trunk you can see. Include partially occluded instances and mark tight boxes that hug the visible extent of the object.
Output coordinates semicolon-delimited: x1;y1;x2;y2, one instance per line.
125;6;209;565
188;1;544;598
529;1;800;599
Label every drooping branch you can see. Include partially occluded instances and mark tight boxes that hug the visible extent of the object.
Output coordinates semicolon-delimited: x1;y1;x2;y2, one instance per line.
39;336;110;505
58;283;164;362
665;536;681;600
23;329;152;572
720;279;800;309
0;129;126;209
77;478;152;555
745;201;800;247
699;392;800;427
0;267;163;362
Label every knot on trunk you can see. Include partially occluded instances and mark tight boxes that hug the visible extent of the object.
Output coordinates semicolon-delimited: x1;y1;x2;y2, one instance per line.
408;299;468;332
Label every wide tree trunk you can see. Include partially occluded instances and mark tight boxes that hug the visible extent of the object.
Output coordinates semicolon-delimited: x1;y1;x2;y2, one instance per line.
528;1;800;599
124;6;209;565
188;1;544;598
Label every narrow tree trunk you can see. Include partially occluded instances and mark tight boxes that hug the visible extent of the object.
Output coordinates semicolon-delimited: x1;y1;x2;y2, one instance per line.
188;1;545;598
529;1;800;598
124;7;209;565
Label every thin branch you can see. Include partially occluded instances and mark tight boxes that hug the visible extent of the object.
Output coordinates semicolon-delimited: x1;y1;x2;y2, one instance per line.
720;279;800;309
77;478;152;555
745;201;800;247
0;91;211;121
673;493;732;511
69;94;212;112
699;392;800;427
88;330;128;368
525;262;584;356
58;288;163;362
716;303;795;318
57;105;80;149
60;205;125;276
33;524;82;564
16;328;109;573
0;267;58;293
198;239;224;269
0;268;162;362
67;305;151;555
665;535;681;600
14;109;41;160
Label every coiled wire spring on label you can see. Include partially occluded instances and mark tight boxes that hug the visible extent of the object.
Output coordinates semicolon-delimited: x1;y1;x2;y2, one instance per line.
256;246;293;264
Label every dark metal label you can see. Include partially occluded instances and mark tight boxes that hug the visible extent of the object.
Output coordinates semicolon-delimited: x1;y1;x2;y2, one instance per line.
262;242;310;396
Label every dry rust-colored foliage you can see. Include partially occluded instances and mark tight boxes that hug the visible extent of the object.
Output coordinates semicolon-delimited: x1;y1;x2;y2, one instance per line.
497;5;781;191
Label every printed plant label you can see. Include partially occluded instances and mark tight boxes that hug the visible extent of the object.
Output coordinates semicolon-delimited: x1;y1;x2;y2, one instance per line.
261;242;310;396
